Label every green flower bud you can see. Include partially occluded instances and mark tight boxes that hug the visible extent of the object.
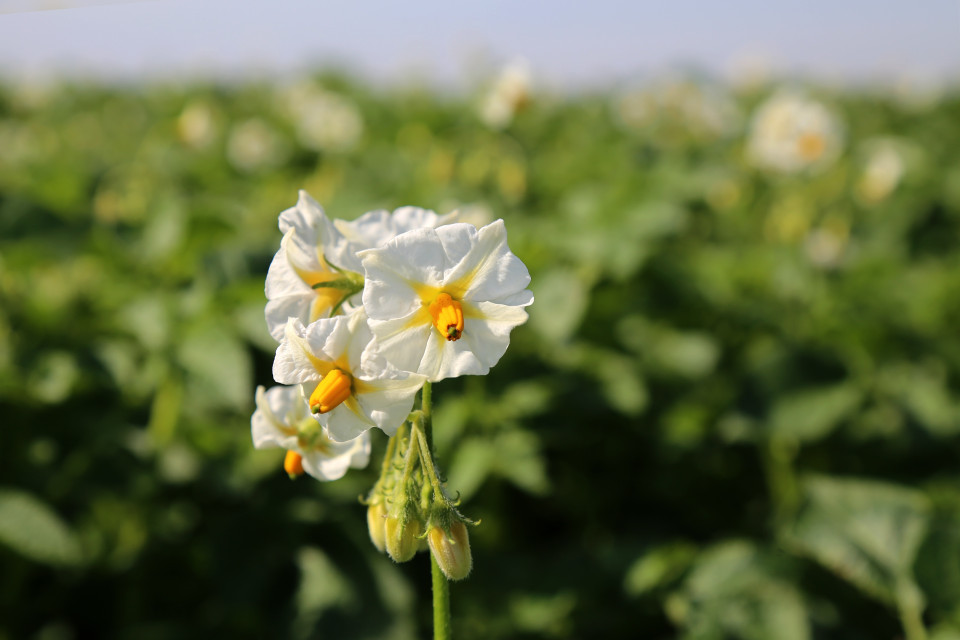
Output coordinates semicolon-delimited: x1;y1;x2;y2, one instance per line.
367;502;387;553
385;515;423;563
428;521;472;581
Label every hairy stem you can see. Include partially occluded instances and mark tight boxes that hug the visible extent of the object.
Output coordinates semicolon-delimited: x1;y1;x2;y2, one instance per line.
421;382;451;640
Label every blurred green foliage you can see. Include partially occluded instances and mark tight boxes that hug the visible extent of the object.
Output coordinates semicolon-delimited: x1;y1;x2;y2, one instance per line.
1;72;960;639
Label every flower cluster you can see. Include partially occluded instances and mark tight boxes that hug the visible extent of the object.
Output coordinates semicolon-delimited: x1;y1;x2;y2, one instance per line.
252;190;532;577
746;90;843;174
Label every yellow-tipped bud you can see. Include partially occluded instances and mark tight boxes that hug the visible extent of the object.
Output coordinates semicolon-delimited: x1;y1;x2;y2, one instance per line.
367;502;387;553
385;516;423;563
428;293;464;341
283;450;304;479
428;522;472;581
309;369;352;414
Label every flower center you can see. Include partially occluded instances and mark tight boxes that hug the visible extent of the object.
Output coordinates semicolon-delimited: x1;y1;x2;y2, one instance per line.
428;293;464;341
797;132;825;161
284;450;304;478
309;369;353;414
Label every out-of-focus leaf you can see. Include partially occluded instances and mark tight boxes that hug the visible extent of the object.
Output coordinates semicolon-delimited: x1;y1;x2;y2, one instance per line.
509;591;576;637
446;437;495;501
672;540;810;640
294;547;353;639
492;429;550;496
785;474;930;605
0;489;81;567
176;323;251;410
529;267;589;343
769;383;863;443
624;541;698;596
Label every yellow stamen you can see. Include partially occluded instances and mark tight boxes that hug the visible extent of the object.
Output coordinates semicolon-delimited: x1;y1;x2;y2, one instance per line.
309;369;352;414
428;293;464;341
284;450;304;478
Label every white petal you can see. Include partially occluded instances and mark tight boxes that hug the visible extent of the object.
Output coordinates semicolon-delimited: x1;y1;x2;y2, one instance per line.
333;209;393;249
300;435;363;480
272;318;323;384
366;315;433;376
440;220;532;304
264;294;315;341
251;385;302;450
323;402;378;442
359;227;447;318
354;376;426;436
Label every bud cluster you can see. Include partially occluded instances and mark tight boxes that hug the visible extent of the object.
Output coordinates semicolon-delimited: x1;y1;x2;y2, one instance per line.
365;417;473;581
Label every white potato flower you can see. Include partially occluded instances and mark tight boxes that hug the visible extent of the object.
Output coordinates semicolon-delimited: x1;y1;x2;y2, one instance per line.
747;90;843;173
359;220;533;382
252;384;370;481
480;59;532;129
265;192;460;341
333;206;461;251
856;143;905;204
272;311;426;442
264;190;364;341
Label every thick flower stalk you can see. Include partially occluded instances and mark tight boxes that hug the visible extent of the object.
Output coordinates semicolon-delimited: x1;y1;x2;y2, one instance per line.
272;311;426;441
251;384;370;480
359;220;533;382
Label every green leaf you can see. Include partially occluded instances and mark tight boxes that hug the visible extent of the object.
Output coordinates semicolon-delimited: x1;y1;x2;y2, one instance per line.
529;267;589;343
673;541;810;640
294;547;353;638
784;474;930;605
624;541;698;597
0;489;82;567
769;384;863;443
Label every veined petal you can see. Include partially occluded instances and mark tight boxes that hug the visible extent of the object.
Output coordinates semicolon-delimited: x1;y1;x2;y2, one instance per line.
365;314;433;376
390;206;460;234
360;228;448;320
439;220;532;304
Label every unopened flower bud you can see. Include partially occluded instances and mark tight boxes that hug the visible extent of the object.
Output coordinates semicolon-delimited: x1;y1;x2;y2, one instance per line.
428;521;472;581
385;516;423;563
367;502;387;553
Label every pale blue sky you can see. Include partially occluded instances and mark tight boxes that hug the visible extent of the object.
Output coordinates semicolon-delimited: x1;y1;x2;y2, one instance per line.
0;0;957;88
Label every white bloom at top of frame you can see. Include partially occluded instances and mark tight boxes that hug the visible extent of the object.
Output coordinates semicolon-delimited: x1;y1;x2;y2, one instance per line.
359;220;533;382
264;191;364;341
747;90;843;174
265;192;462;341
332;206;461;253
272;311;426;442
480;59;532;129
252;384;370;481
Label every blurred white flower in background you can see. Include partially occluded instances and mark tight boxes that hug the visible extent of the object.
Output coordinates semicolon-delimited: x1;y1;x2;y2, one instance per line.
177;100;219;150
226;118;289;173
276;80;363;152
747;90;843;173
616;79;741;140
856;142;905;204
480;59;532;129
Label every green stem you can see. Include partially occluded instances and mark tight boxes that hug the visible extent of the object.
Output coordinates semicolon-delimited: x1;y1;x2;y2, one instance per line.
432;553;452;640
420;382;451;640
896;578;928;640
